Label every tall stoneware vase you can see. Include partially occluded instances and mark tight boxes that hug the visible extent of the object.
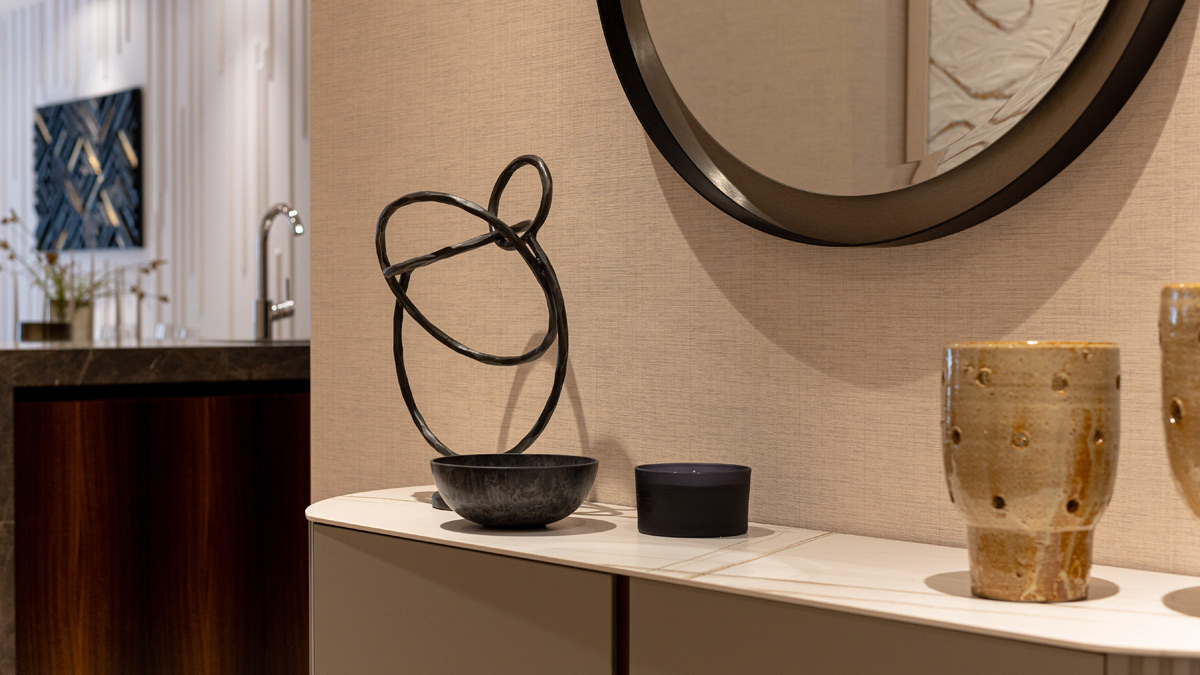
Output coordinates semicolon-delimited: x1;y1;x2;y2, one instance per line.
943;342;1119;602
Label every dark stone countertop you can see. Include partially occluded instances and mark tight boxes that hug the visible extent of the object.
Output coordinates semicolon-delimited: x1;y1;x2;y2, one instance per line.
0;340;308;388
0;340;309;672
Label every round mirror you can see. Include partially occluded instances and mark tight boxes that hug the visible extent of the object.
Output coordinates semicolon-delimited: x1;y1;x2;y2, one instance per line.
599;0;1183;245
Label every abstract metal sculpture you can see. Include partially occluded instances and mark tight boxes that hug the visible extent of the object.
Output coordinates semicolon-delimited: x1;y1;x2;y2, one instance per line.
375;155;568;463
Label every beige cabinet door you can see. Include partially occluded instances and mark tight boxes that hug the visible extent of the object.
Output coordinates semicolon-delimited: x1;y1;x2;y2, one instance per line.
628;577;1105;675
311;523;614;674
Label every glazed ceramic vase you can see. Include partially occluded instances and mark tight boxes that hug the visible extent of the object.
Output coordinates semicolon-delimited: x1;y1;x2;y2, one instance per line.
1161;285;1200;522
943;342;1119;602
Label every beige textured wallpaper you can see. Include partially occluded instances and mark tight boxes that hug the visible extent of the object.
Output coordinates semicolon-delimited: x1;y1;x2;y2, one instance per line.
312;1;1200;575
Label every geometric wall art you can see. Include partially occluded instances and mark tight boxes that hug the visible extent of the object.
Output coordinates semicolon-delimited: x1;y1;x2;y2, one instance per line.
33;87;142;250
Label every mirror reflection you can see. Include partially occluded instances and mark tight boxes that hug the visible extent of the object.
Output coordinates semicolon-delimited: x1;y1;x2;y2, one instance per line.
641;0;1107;197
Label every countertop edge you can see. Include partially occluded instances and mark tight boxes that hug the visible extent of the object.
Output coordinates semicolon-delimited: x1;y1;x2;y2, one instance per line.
0;343;309;387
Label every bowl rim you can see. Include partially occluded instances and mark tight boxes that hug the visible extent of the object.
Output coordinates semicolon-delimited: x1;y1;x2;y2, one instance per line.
430;453;599;470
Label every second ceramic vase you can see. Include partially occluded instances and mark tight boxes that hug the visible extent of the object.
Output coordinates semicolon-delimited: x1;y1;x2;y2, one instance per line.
943;341;1119;602
1161;285;1200;521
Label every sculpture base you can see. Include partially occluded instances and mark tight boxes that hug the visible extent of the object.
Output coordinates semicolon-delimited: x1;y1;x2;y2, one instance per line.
431;491;451;511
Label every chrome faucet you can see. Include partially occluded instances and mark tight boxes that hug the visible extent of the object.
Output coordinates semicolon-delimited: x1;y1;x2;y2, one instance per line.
256;203;306;341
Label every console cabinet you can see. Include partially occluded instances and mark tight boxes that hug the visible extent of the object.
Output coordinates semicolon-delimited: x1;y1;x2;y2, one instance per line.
312;526;1111;675
308;488;1200;675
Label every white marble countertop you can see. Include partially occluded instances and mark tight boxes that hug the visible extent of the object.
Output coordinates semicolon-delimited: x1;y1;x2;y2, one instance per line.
307;486;1200;658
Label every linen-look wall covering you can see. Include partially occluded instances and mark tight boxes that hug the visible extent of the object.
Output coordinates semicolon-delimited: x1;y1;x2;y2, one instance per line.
312;0;1200;575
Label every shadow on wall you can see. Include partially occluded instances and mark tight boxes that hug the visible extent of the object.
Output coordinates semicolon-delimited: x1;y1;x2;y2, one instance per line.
496;333;636;496
652;5;1196;389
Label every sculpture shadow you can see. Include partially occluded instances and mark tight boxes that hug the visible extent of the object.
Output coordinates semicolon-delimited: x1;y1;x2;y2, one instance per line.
924;570;1119;601
496;334;638;501
652;4;1196;388
496;332;590;455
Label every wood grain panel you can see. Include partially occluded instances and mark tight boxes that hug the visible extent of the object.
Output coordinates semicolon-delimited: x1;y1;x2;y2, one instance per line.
14;399;139;674
15;388;309;675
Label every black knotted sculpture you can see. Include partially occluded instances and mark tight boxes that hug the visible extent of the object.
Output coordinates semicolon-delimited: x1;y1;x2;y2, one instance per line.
375;156;578;516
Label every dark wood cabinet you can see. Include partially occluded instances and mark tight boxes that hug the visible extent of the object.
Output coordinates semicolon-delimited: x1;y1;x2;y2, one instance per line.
15;382;309;675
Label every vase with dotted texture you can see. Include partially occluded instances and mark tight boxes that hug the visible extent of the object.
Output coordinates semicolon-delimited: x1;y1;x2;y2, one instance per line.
943;341;1119;602
1160;285;1200;535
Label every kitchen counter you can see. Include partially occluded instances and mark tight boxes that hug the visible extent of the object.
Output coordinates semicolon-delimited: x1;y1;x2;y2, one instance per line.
309;485;1200;667
0;339;307;387
3;341;308;673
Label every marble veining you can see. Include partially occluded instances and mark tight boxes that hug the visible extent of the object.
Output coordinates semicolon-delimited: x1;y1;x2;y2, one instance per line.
309;486;1200;660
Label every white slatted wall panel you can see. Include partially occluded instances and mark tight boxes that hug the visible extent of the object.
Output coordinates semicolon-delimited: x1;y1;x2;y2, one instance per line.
0;0;310;341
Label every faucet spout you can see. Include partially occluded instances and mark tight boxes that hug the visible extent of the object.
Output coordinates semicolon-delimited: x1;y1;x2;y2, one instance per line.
256;203;306;341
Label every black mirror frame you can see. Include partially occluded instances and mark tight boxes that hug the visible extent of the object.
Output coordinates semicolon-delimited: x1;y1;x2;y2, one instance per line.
598;0;1184;246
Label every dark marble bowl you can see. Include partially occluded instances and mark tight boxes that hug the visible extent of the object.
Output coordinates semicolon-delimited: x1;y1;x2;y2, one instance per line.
430;454;599;529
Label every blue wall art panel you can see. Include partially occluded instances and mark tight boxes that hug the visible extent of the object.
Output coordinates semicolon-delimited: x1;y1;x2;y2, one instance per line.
34;88;142;250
